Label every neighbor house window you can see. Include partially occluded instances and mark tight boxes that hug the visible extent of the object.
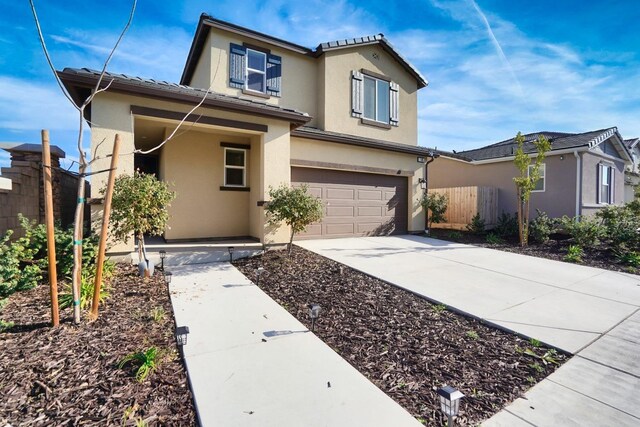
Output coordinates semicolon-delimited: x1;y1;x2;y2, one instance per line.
351;70;399;126
528;163;545;192
599;163;614;204
228;44;282;96
224;148;246;187
363;75;390;123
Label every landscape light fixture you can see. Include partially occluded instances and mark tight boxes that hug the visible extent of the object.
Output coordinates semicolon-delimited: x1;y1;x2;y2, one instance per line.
164;270;173;285
159;250;166;271
418;178;427;190
256;267;265;286
308;303;321;332
175;326;190;357
437;385;465;427
228;246;235;263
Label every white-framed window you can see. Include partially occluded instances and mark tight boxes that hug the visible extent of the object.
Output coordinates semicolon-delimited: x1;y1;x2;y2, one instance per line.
598;163;614;204
224;148;246;187
245;49;267;94
363;75;390;123
528;163;546;192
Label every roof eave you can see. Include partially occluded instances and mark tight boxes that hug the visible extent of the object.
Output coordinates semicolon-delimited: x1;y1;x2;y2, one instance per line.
58;70;312;126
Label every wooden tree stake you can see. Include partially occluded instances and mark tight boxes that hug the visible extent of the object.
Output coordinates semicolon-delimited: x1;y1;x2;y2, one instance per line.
41;130;60;327
89;134;120;320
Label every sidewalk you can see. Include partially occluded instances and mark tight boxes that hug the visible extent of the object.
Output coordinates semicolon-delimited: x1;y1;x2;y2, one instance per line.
169;261;421;427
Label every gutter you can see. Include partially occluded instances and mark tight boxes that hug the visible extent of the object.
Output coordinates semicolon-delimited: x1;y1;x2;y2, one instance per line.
574;150;581;217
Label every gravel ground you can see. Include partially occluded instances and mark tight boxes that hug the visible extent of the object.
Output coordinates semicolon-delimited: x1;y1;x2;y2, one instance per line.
0;265;196;426
235;246;568;426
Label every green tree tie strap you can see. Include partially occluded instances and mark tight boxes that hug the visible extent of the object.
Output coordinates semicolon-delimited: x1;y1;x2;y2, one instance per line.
73;299;80;306
77;197;85;203
74;240;83;245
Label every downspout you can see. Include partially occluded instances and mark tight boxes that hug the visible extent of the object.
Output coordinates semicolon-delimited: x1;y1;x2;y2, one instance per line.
574;151;581;217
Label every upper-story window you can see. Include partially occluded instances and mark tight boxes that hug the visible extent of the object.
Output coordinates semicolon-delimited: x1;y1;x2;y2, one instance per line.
598;163;614;204
351;70;399;128
229;43;282;97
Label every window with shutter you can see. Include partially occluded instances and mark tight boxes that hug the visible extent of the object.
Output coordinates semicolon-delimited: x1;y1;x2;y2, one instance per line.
352;70;399;127
228;44;282;97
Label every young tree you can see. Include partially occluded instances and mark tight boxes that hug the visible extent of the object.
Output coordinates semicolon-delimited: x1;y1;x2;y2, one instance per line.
513;132;551;246
419;192;448;229
107;172;175;273
265;184;324;255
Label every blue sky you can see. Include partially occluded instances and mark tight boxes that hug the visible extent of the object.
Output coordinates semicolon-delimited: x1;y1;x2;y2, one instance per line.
1;0;639;169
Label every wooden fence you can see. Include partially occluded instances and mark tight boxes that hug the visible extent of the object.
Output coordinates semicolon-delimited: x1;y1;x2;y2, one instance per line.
430;186;498;230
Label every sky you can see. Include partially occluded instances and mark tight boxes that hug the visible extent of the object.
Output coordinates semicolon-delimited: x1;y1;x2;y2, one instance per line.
1;0;639;169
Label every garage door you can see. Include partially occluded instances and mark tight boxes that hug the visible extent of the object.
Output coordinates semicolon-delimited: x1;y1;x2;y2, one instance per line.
291;167;408;239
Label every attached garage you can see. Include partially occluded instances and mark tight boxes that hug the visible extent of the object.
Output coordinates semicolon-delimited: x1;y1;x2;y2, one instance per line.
291;167;408;239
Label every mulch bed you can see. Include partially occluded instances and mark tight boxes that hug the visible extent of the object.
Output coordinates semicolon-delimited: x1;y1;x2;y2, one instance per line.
234;247;568;426
0;265;196;426
429;228;637;275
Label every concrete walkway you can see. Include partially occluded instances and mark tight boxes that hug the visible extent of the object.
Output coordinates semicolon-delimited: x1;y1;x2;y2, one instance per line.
298;236;640;426
169;261;421;427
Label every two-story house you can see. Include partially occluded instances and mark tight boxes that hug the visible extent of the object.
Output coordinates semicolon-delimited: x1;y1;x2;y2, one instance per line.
59;13;431;253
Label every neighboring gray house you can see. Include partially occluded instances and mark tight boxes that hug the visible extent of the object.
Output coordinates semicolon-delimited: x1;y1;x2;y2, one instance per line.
430;127;632;219
624;138;640;202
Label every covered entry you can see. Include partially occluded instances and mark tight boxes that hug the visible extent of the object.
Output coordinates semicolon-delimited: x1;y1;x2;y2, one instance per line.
292;167;408;238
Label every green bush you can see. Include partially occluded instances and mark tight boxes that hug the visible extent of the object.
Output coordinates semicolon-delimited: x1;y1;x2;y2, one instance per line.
613;249;640;267
494;212;518;238
485;233;504;244
466;213;485;234
529;210;557;244
419;193;448;227
0;215;105;299
595;205;640;250
561;216;604;248
564;245;584;263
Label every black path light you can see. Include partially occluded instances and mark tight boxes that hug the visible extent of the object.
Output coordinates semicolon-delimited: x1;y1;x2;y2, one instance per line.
164;270;173;285
308;303;321;332
159;249;166;271
437;385;465;427
175;325;190;357
228;246;235;263
256;267;265;286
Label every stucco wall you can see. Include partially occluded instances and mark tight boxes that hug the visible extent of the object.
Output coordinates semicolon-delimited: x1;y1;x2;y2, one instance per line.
580;151;626;216
160;129;251;240
191;28;319;127
430;154;577;219
290;137;425;232
320;45;418;145
90;91;294;251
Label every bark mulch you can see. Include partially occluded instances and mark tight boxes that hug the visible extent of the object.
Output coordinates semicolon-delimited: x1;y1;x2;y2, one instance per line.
430;228;637;275
235;247;568;426
0;265;196;426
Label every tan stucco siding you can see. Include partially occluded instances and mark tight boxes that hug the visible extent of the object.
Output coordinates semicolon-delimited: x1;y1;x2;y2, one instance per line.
196;28;318;126
321;46;418;146
161;129;251;240
189;32;213;90
430;155;577;219
290;137;425;232
90;91;294;249
580;151;626;216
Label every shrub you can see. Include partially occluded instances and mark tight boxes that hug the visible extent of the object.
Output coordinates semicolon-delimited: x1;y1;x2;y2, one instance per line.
561;216;604;248
485;233;504;244
614;250;640;267
466;213;485;234
0;229;42;298
494;212;518;238
595;205;640;250
266;184;324;254
447;231;463;240
419;193;448;227
118;347;161;383
59;267;110;310
109;172;175;263
529;210;557;244
564;245;584;263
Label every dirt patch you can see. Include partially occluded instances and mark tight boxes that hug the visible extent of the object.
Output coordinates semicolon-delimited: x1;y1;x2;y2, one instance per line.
430;228;636;274
234;246;568;426
0;265;196;426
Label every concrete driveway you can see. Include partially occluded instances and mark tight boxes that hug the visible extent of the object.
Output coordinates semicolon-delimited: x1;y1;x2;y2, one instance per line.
298;235;640;426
